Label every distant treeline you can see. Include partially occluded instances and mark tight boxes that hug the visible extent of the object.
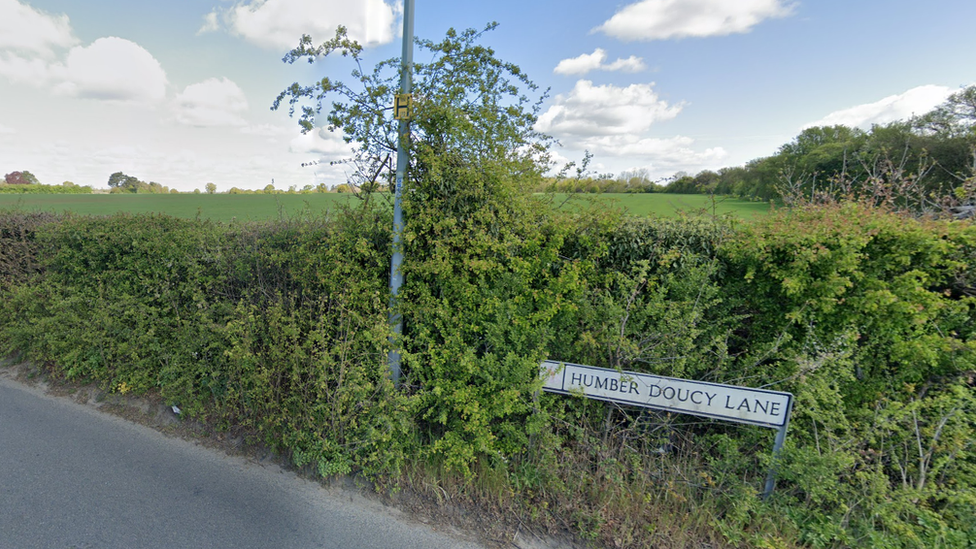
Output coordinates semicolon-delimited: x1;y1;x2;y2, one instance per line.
543;86;976;206
1;169;375;196
1;171;93;194
0;184;93;195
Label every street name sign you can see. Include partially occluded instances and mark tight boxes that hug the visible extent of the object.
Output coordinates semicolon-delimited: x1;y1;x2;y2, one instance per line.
540;360;792;428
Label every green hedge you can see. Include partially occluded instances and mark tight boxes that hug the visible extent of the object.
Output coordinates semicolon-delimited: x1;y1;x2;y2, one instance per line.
0;183;93;194
0;207;409;478
1;202;973;548
721;204;976;547
0;210;61;286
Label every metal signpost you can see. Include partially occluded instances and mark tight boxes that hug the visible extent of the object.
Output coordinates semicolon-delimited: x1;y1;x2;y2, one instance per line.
388;0;415;386
540;360;793;499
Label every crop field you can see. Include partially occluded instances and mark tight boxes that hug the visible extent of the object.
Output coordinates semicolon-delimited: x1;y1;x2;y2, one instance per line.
548;193;770;219
0;192;769;222
0;193;354;222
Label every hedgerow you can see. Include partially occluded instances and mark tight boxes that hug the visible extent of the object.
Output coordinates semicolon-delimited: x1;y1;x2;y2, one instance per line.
3;201;973;548
0;183;93;194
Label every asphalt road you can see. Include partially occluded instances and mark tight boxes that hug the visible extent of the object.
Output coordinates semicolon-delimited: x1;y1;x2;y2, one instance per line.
0;375;484;549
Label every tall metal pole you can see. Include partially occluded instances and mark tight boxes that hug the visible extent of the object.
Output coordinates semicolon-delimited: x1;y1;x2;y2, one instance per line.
388;0;414;386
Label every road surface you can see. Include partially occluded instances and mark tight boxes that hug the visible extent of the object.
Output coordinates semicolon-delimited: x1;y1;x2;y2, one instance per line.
0;373;484;549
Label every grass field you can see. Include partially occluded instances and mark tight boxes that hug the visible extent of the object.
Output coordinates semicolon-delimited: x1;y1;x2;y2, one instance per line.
0;192;769;222
547;193;770;219
0;193;355;223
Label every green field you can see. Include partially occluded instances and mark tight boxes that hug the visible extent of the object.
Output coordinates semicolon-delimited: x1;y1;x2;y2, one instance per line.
548;193;770;219
0;193;356;222
0;192;769;222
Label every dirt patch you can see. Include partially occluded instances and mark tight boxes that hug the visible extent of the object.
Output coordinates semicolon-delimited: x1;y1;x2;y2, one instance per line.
0;357;581;549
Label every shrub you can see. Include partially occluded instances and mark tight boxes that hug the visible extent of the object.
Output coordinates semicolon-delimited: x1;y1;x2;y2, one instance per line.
0;183;93;194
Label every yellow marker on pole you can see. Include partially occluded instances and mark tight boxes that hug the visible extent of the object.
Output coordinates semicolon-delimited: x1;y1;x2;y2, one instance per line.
394;94;413;121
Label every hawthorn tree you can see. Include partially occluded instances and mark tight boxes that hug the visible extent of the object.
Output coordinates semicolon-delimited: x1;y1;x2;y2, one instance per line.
273;24;581;473
273;23;554;201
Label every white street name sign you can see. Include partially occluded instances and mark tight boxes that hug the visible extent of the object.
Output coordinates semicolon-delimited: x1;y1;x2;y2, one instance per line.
540;360;792;428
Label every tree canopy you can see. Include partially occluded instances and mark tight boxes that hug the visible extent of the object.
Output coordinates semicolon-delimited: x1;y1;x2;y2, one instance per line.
273;23;553;201
107;172;172;194
3;171;40;186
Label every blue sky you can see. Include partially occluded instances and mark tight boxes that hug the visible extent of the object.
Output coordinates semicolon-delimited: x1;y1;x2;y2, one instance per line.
1;0;974;192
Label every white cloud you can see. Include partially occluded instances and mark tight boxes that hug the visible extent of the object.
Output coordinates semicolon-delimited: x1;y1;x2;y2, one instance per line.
0;123;15;134
0;51;57;84
54;38;168;102
197;11;220;35
595;0;795;41
604;56;647;73
0;0;77;56
289;126;354;158
173;77;249;127
0;0;78;86
538;80;724;175
554;50;604;76
581;135;727;165
1;36;167;103
48;38;168;103
240;123;293;136
536;80;684;137
802;85;954;129
554;49;647;76
206;0;398;51
0;4;167;104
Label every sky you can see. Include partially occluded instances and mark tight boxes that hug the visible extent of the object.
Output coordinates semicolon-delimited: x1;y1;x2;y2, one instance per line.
1;0;974;192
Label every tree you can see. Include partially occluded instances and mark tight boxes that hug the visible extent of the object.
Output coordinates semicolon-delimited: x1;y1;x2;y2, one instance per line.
273;23;552;200
274;23;561;473
108;171;141;190
106;171;165;193
616;167;656;193
914;85;976;138
664;174;697;194
4;171;40;185
205;182;217;194
692;169;720;193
